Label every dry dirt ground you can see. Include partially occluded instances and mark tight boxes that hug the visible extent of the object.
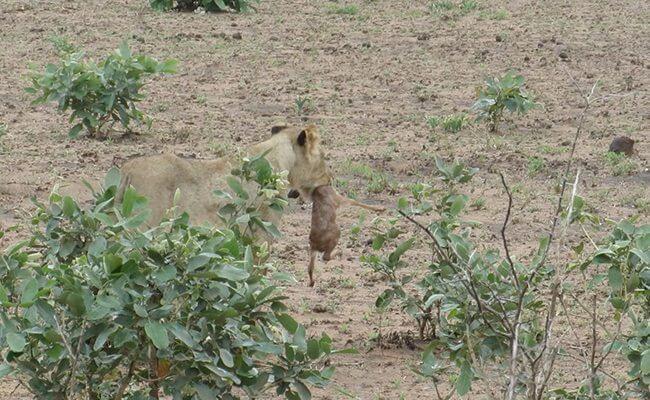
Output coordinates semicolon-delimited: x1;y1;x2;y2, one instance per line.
0;0;648;399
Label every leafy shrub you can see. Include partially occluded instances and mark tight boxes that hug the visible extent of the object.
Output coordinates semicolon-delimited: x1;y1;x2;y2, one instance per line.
471;70;537;133
26;40;176;139
0;156;345;399
363;160;478;340
364;162;648;397
150;0;258;12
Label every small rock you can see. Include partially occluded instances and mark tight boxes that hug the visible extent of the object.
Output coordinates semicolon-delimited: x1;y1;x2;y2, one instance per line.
558;51;569;60
416;33;431;41
609;136;635;156
232;32;242;40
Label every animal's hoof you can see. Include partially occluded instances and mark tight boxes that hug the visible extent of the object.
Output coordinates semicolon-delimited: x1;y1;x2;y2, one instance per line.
309;280;315;287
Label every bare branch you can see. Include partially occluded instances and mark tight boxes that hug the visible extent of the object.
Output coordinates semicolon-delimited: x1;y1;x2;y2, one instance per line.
498;173;519;288
398;210;449;263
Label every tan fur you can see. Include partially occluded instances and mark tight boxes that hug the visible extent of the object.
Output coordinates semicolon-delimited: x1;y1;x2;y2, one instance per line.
117;125;332;227
308;185;385;287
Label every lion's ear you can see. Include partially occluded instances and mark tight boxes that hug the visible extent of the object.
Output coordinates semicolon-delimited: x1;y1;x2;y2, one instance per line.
271;125;287;135
297;130;307;146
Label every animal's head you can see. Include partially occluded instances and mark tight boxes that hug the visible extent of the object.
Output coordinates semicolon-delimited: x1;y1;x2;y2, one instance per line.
269;124;332;200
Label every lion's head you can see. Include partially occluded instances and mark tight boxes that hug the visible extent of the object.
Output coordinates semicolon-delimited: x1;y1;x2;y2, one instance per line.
255;124;332;201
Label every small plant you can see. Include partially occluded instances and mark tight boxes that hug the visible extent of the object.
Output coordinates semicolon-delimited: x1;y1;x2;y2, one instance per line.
295;95;314;117
208;141;234;157
538;144;570;154
434;156;478;185
426;115;440;130
471;70;538;133
427;114;468;133
150;0;259;12
27;39;176;139
349;212;367;246
429;0;478;19
527;156;545;175
470;197;486;210
344;161;395;194
441;113;468;133
604;151;637;176
330;4;359;15
430;0;454;11
460;0;478;12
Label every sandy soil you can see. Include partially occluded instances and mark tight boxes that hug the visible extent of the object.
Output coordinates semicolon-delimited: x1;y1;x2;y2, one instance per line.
0;0;648;398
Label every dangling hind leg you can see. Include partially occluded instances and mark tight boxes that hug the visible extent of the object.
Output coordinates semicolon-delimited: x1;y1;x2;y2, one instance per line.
308;249;317;287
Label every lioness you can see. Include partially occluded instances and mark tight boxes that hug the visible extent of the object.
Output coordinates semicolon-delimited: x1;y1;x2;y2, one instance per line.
117;124;331;226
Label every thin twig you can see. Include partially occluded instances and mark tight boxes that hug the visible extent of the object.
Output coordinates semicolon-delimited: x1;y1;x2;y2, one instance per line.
66;320;87;398
398;210;449;263
114;359;136;400
589;295;598;400
498;173;520;288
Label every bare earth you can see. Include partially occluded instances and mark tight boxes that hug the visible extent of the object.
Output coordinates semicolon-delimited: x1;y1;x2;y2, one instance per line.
0;0;648;399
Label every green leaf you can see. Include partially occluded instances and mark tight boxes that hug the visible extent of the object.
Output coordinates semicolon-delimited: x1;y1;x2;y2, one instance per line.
307;339;321;359
93;326;116;351
35;300;57;327
118;41;131;58
133;303;148;318
277;313;298;334
169;324;196;348
144;321;169;349
21;278;39;306
456;361;473;395
6;332;26;352
608;266;623;291
375;289;393;309
62;196;76;217
61;291;86;316
104;254;123;274
157;59;178;74
104;167;121;189
215;264;249;281
194;383;217;400
68;123;84;138
0;285;9;305
226;176;248;199
0;364;13;379
121;187;138;217
88;236;107;257
641;349;650;374
219;348;234;368
294;381;312;400
388;238;415;265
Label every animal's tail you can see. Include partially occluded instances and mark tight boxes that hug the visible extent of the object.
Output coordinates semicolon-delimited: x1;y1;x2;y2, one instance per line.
337;194;385;212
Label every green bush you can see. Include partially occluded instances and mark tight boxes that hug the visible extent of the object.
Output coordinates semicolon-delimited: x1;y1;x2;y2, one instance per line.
471;70;537;133
0;156;346;399
364;163;648;397
26;40;176;139
150;0;259;12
